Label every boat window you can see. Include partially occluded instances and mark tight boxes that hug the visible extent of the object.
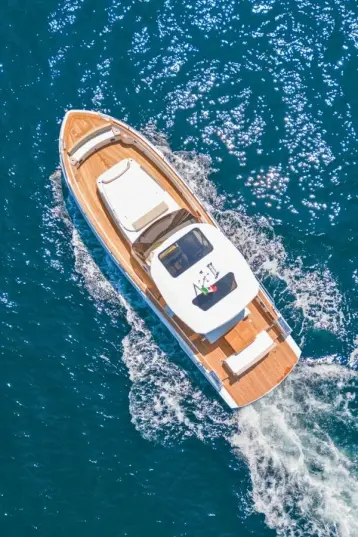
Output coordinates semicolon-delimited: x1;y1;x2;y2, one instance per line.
158;228;213;278
132;208;198;263
192;272;237;311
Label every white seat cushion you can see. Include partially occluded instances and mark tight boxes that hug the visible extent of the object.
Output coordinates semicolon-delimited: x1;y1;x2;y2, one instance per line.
97;158;170;232
132;201;168;230
98;159;130;184
225;331;275;376
69;127;120;167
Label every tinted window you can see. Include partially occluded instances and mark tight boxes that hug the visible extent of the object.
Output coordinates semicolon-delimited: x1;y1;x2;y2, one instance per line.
192;272;237;311
159;228;213;278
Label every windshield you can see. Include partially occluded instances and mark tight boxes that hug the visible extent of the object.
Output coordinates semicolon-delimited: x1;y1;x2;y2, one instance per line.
158;228;213;278
132;208;197;262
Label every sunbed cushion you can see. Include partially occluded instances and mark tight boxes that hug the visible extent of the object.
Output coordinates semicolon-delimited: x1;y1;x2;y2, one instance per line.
132;201;168;231
225;330;275;376
97;158;170;232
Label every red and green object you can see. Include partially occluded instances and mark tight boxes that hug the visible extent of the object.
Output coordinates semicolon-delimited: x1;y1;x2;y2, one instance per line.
201;284;217;294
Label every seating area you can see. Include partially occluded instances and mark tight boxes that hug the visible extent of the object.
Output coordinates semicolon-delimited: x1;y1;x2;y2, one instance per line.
68;124;121;168
97;158;179;241
225;330;275;377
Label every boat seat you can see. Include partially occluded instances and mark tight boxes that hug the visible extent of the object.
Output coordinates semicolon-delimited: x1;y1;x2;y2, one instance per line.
68;125;121;168
225;330;275;377
97;158;174;234
100;159;131;184
132;202;168;231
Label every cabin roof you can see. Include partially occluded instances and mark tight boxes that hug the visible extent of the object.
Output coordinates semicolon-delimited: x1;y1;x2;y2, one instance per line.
150;223;259;334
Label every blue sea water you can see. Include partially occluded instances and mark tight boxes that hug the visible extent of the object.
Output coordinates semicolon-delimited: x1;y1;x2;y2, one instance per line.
1;0;358;536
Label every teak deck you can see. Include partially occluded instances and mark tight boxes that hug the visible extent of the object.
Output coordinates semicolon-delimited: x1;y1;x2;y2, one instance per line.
60;110;299;408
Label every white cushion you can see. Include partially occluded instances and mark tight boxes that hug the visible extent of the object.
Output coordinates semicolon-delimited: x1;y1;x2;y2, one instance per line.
97;158;170;232
69;127;120;167
99;159;130;184
225;331;274;376
132;201;168;230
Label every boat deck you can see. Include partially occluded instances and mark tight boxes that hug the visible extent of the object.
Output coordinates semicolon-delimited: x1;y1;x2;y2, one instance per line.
60;111;299;408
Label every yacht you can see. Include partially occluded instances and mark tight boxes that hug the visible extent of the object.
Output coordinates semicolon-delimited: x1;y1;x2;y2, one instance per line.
59;110;301;409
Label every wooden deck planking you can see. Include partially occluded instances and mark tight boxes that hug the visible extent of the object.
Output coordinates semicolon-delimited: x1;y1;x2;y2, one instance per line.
223;339;297;405
61;111;299;407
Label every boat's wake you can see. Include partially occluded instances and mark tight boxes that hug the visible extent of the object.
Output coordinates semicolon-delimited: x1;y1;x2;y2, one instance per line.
48;143;357;537
71;231;358;537
232;364;358;537
70;226;229;444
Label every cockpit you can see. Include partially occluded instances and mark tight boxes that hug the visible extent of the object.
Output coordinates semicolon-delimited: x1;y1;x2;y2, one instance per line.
158;227;213;277
131;208;198;264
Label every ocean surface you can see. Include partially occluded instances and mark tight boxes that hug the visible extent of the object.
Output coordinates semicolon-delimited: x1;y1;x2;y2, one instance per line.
1;0;357;536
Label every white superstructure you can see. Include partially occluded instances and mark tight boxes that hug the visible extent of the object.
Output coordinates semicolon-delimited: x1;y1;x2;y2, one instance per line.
150;223;259;334
97;158;259;335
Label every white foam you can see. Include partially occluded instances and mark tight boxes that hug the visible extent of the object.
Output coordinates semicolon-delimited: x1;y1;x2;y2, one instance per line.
71;228;122;311
231;362;358;537
68;212;228;444
348;337;358;368
48;169;73;227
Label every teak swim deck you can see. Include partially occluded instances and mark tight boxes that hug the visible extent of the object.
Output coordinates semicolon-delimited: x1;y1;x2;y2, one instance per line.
59;110;300;409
